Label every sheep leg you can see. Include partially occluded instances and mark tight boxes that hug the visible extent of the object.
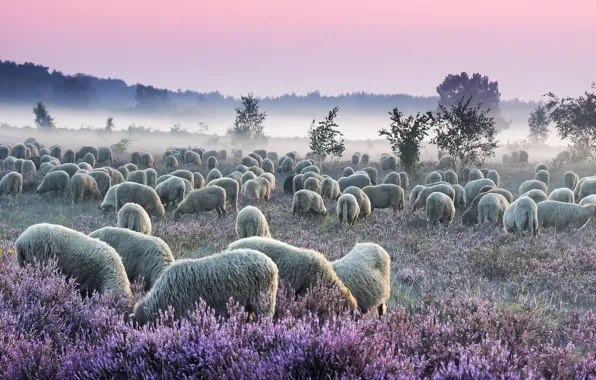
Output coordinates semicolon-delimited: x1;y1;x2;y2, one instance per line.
377;303;386;317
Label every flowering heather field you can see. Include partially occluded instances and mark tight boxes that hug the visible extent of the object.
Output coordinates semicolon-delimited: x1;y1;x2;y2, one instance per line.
0;159;595;378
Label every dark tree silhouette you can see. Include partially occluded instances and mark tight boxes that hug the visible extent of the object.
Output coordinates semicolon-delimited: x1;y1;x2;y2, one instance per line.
527;105;550;146
135;84;173;112
105;116;115;132
33;102;55;129
227;93;268;143
308;106;345;165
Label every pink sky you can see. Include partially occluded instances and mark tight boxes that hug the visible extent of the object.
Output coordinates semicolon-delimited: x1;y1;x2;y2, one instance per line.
1;0;594;100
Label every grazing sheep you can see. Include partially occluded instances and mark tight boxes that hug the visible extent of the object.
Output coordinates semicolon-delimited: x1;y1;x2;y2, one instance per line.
279;156;293;175
382;172;401;186
351;153;361;165
465;178;497;203
426;192;455;227
343;167;355;177
518;179;548;196
25;143;39;157
38;161;56;176
125;163;138;172
118;166;130;179
443;170;458;185
461;167;471;182
337;193;360;226
293;189;327;216
37;170;70;196
261;158;275;174
485;170;500;187
267;152;278;162
16;223;131;298
503;196;538;236
185;150;202;165
462;189;502;226
117;203;152;235
253;149;267;159
480;168;490;178
292;174;304;193
534;169;550;187
14;158;24;172
228;237;356;308
170;169;195;188
362;167;378;185
207;178;240;212
235;205;271;238
437;154;455;170
20;159;37;177
548;188;574;203
127;170;148;186
40;154;55;165
83;152;96;167
143;168;157;188
573;176;596;201
283;175;296;194
579;194;596;206
206;156;218;171
409;185;424;207
425;171;443;184
477;193;509;225
469;168;484;180
563;171;579;191
259;172;276;189
11;143;27;159
76;169;89;175
96;147;112;167
62;148;75;163
342;186;372;219
522;189;548;204
295;159;313;174
166;155;178;170
248;166;265;176
49;163;80;177
519;151;529;166
140;152;154;169
104;167;124;185
303;177;322;194
534;163;548;174
202;150;217;161
537;201;596;230
2;156;16;170
70;173;101;204
0;171;23;196
0;145;11;159
361;154;370;164
175;186;227;220
78;162;93;171
100;184;121;212
50;145;62;159
115;182;165;217
578;177;596;200
300;165;320;175
241;156;259;167
206;168;222;183
285;151;298;161
232;148;243;159
452;184;467;209
242;177;271;200
363;184;404;213
155;176;186;209
176;148;187;163
398;172;409;189
89;227;173;291
248;152;263;166
338;173;371;192
130;249;278;325
321;177;341;200
380;155;397;171
412;184;456;210
76;146;98;161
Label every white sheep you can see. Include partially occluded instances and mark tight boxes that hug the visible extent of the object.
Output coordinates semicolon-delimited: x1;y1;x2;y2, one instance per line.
49;163;80;177
261;158;275;174
425;171;443;184
259;172;276;190
363;184;404;213
37;170;70;196
465;178;497;203
174;186;227;220
580;194;596;206
303;177;322;194
518;179;549;196
503;196;538;237
170;169;195;188
338;173;371;192
342;186;372;219
537;201;596;231
412;183;455;210
235;205;271;238
166;155;178;170
185;150;202;165
534;169;550;187
486;170;500;187
426;191;455;227
563;171;579;191
336;193;360;226
382;172;400;186
70;173;101;204
292;189;327;216
578;177;596;200
117;203;152;235
362;167;378;185
0;171;23;196
522;189;548;204
127;170;148;186
452;184;467;209
207;177;240;212
477;193;509;225
115;182;165;217
534;163;548;174
155;176;186;209
548;188;574;203
469;168;484;180
242;177;271;200
87;170;112;196
321;177;341;200
100;184;121;212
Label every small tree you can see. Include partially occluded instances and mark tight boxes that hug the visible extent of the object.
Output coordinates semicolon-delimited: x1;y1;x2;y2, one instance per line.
430;97;498;170
378;108;433;175
110;138;132;155
33;102;55;129
527;105;550;146
227;93;268;144
308;106;345;166
105;116;115;132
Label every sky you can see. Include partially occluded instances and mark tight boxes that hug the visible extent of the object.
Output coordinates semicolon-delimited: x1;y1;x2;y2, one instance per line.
1;0;594;100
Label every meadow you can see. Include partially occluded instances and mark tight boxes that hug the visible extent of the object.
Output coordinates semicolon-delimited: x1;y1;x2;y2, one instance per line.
0;145;595;378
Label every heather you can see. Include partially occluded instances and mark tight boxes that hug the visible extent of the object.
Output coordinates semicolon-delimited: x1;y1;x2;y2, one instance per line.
0;161;595;378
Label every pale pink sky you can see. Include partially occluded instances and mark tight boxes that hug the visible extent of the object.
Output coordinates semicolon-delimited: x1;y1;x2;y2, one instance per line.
1;0;594;100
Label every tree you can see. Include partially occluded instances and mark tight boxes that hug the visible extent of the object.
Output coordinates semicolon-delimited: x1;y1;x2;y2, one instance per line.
227;93;268;143
430;97;498;170
527;105;549;146
436;72;510;130
105;116;115;132
308;106;345;166
135;84;173;112
33;102;55;129
378;108;433;174
545;83;596;163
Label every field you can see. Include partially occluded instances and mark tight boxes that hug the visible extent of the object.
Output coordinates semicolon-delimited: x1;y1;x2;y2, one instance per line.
0;147;595;378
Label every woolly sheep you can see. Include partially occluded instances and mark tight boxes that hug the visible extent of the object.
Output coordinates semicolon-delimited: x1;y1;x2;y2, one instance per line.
437;154;455;170
130;249;278;325
462;188;512;226
227;171;243;187
232;148;243;159
125;163;138;172
242;177;271;200
117;203;152;235
461;167;471;182
38;161;56;176
96;147;112;167
155;176;186;209
279;156;293;175
127;170;148;186
380;155;397;171
78;162;93;171
443;170;458;185
398;172;409;189
0;145;11;159
207;177;240;212
300;165;320;175
90;227;174;291
166;155;178;170
522;189;548;204
426;191;455;227
361;167;378;185
338;173;371;192
342;167;355;177
206;168;222;183
248;166;265;176
259;172;276;189
548;188;574;203
174;186;227;220
469;168;484;181
412;184;455;210
49;145;62;159
267;152;278;162
238;170;255;184
83;152;96;167
295;159;313;174
16;223;131;298
486;170;500;187
321;177;341;200
382;172;400;186
11;143;26;159
342;186;372;219
361;154;370;164
293;189;327;216
573;176;596;201
477;193;509;225
479;168;489;178
202;150;217;161
465;178;497;203
503;196;538;236
452;184;467;209
170;169;195;188
235;205;271;238
76;146;98;161
115;182;165;217
25;143;39;157
70;173;101;204
0;171;23;196
206;156;218;171
176;148;187;163
351;153;361;165
100;184;121;212
537;201;596;231
563;171;579;191
285;151;298;161
261;158;275;174
253;149;267;159
143;168;157;188
50;163;80;178
534;163;548;174
363;184;404;213
248;152;263;166
227;237;356;308
62;148;75;163
292;174;304;193
20;159;36;177
578;177;596;200
140;152;154;169
579;194;596;206
534;169;550;187
3;155;16;170
425;171;442;184
242;156;259;167
76;169;89;175
105;167;125;185
336;193;360;226
518;179;548;196
185;150;201;165
409;185;424;207
283;175;295;194
303;177;322;194
37;170;70;196
118;166;130;179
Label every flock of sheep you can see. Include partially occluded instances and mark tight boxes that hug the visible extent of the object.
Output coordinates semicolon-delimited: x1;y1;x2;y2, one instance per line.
1;138;596;326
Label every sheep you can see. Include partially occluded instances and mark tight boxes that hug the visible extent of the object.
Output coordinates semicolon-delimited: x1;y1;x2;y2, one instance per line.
174;186;227;220
573;176;596;201
342;186;372;219
452;184;467;209
303;177;322;194
37;170;70;196
443;170;458;185
96;147;112;167
48;145;61;159
534;169;550;187
40;154;55;165
155;176;186;209
88;171;112;197
380;155;397;171
115;182;165;217
321;177;341;200
242;177;271;200
207;178;240;212
279;156;293;174
477;193;510;225
202;150;217;161
248;152;263;166
130;249;278;325
100;184;121;212
105;167;125;185
2;156;16;170
293;189;327;216
14;158;24;172
563;171;579;191
118;166;130;179
20;159;37;177
465;178;497;203
361;154;370;165
283;175;296;194
76;169;89;175
522;189;548;204
49;163;80;178
548;188;574;203
412;183;455;210
338;173;371;192
482;170;500;187
235;205;271;238
462;188;505;226
38;161;56;176
227;237;356;308
537;201;596;231
425;171;443;184
336;193;360;226
362;184;404;213
11;143;27;159
166;155;179;170
382;172;401;186
285;151;298;161
231;148;243;159
267;152;278;162
89;226;174;291
361;167;378;185
170;169;195;188
409;185;424;207
461;167;471;182
70;173;101;204
437;154;455;170
259;172;276;189
579;194;596;206
62;148;75;163
25;143;39;157
16;223;131;298
127;170;148;186
469;168;484;180
426;191;455;227
141;168;156;188
351;153;361;165
342;167;355;177
206;168;222;183
295;159;313;174
519;151;529;166
261;158;275;174
125;163;138;172
518;179;548;196
300;165;320;175
0;172;23;196
252;149;267;159
238;171;256;186
176;148;187;163
140;152;154;169
248;166;265;176
184;150;202;165
227;171;243;187
480;168;490;178
76;146;98;161
83;152;96;167
503;196;538;237
78;162;93;171
578;177;596;200
205;156;217;171
0;145;11;159
242;156;259;167
292;174;304;193
117;203;152;235
534;163;548;174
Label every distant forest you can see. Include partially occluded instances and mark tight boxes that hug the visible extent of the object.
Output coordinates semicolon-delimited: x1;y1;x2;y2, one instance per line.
0;59;537;123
